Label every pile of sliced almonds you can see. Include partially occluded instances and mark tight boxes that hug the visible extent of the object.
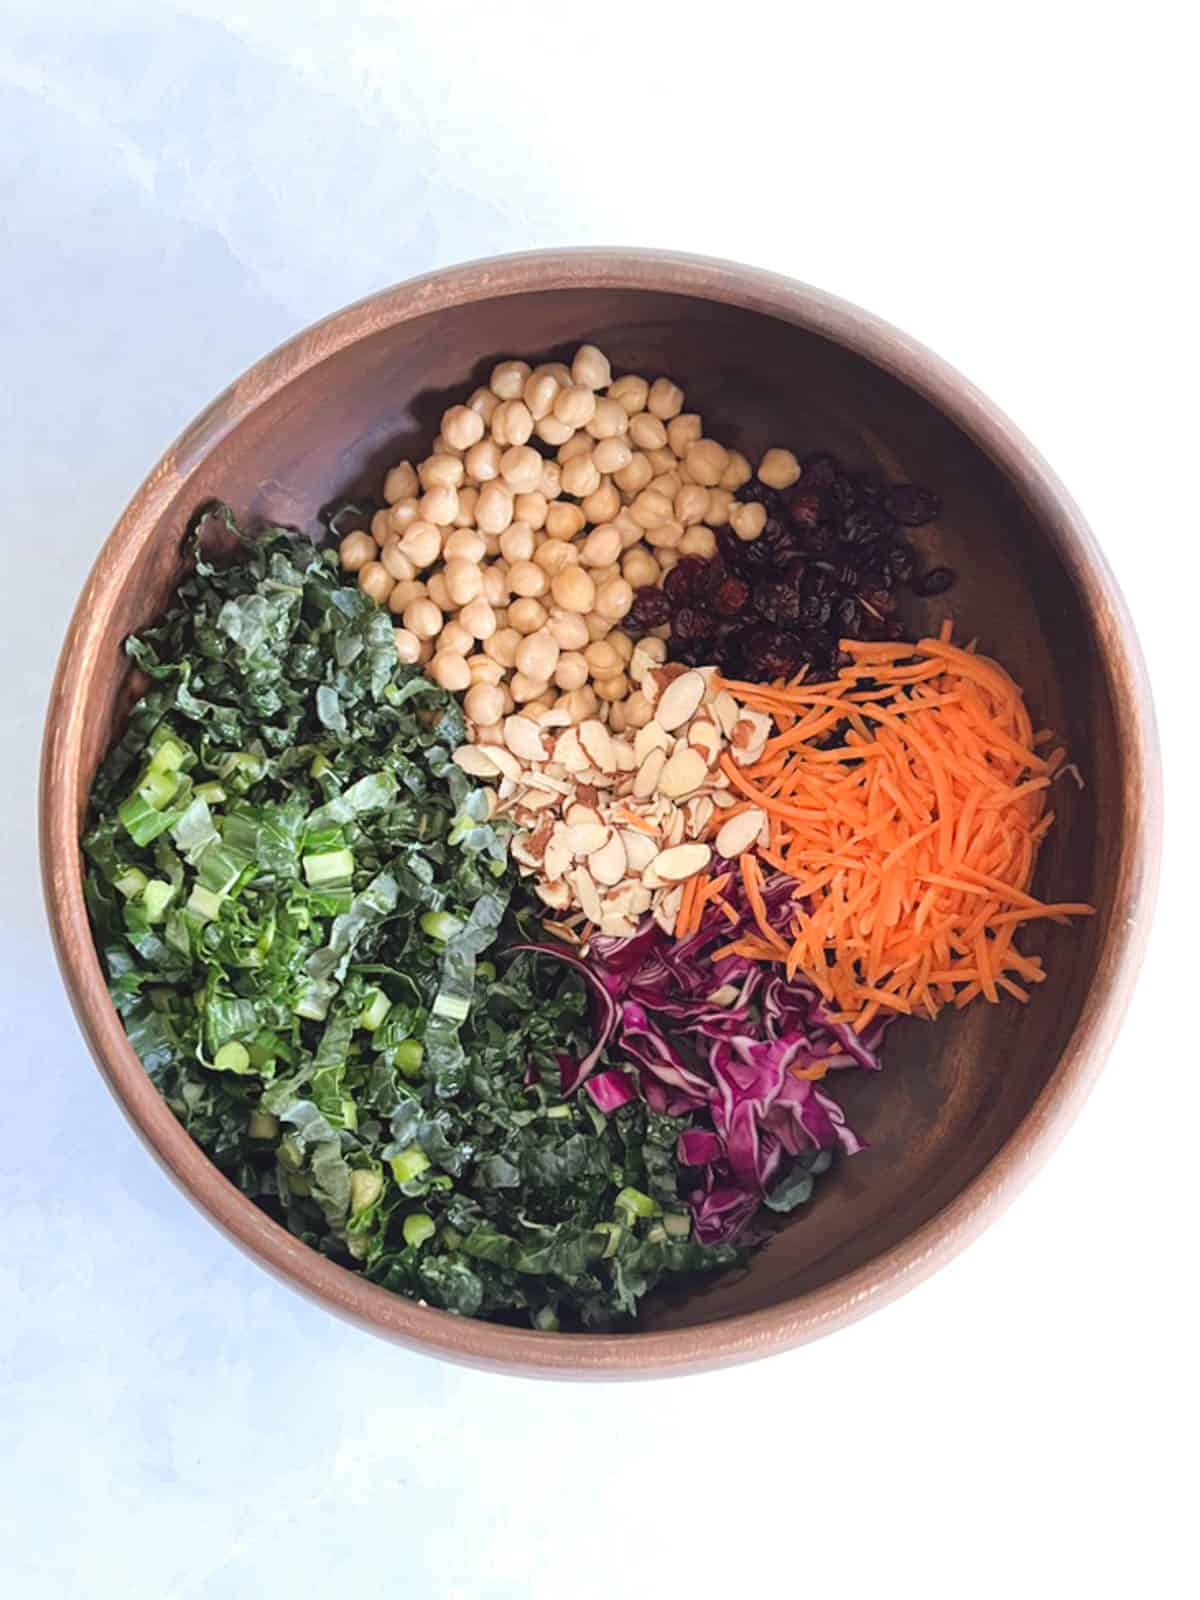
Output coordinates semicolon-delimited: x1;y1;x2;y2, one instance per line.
453;658;773;938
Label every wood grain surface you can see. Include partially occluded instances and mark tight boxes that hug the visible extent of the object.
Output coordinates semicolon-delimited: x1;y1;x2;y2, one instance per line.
39;250;1161;1376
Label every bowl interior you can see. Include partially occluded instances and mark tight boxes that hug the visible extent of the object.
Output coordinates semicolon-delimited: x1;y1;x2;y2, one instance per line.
69;286;1116;1333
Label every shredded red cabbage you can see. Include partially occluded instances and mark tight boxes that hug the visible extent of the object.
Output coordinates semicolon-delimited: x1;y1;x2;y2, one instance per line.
511;872;890;1243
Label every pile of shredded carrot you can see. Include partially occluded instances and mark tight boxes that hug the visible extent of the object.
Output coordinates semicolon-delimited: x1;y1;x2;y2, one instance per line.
692;623;1094;1032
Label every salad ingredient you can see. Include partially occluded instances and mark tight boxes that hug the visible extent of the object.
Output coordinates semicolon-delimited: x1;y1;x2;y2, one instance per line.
84;508;736;1328
701;629;1094;1028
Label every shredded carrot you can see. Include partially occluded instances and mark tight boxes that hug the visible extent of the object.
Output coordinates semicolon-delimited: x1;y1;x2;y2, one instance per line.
696;634;1094;1026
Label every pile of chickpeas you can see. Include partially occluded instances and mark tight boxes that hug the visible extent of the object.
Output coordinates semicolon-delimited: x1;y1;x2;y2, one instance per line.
337;345;766;739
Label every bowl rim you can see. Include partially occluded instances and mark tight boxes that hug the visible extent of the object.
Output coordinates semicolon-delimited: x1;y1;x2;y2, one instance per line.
40;247;1162;1378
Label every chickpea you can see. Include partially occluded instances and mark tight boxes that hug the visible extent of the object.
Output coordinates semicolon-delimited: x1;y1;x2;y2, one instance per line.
656;549;680;576
467;655;504;686
484;627;520;668
558;685;598;722
459;598;497;641
556;432;592;466
508;560;548;599
640;636;669;665
554;651;589;690
339;530;377;572
443;527;487;563
589;563;620;586
584;639;622;678
499;522;535;563
608;374;649;415
419;485;458;526
585;396;628;440
537;360;573;387
721;450;752;491
545;501;586;541
585;611;613;642
357;561;394;605
387;498;419;533
464;682;506;725
686;439;730;488
380;539;416;582
623;689;653;729
535;460;558;498
403;598;442;640
454;486;479;527
465;438;501;483
608;700;629;734
430;433;463;461
757;447;802;489
613;452;654;495
647;377;685;420
523;370;559;420
509;596;549;634
419;453;465;491
443;559;482;607
650;471;683;501
674;483;709;526
393;627;422;664
594;671;629;703
558;455;598;499
704;488;732;528
547;608;590;650
510;672;550;704
511;490;545;530
550;565;595;614
480;562;509;607
371;509;393;543
426;572;452;611
594;577;634;622
630;489;674;530
534;540;577;578
441;404;485;452
492;399;533;446
384;461;419;503
553;384;597;429
437;619;474;655
492;446;536;495
592;436;633;475
476;482;515;535
679;525;718;560
667;414;703;458
582;479;621;525
490;359;531;399
476;720;504;747
569;343;611;390
467;385;499;421
534;413;573;447
613;509;644;548
429;651;471;692
388;579;426;612
621;547;660;588
645;519;684;550
515;628;561;682
730;501;768;542
580;524;622;567
481;531;501;559
629;412;668;452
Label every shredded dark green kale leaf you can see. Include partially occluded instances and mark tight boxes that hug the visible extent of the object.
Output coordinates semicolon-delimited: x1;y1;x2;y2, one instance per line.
83;506;739;1330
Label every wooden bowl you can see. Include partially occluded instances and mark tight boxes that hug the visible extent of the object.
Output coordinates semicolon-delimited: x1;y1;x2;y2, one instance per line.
40;250;1161;1376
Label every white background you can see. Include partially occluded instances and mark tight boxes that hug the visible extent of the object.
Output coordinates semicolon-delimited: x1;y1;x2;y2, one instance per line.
2;4;1194;1596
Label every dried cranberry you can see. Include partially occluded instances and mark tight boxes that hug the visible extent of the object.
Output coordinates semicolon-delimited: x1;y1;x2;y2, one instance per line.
737;478;784;513
858;585;896;617
885;617;908;640
803;566;835;598
715;576;750;616
754;578;806;626
664;558;707;603
743;629;804;680
788;487;827;529
915;566;955;596
843;506;895;545
671;607;711;643
627;586;671;630
800;452;838;489
837;596;863;637
800;522;837;557
884;484;942;526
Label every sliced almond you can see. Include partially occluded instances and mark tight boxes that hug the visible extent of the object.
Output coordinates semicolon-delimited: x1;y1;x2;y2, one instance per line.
599;914;638;938
652;884;684;932
523;770;572;795
543;828;572;881
621;830;659;874
483;745;523;782
627;884;653;915
683;795;715;836
644;662;687;707
553;727;589;773
658;745;708;798
665;806;686;846
687;719;723;766
712;691;740;737
612;738;636;773
633;720;672;763
589;831;627;886
709;984;739;1007
715;807;767;859
453;745;501;778
634;746;668;799
711;787;737;808
570;865;604;925
566;803;602;826
542;918;582;945
656;669;707;731
510;831;544;869
654;842;712;882
503;714;548;762
562;822;608;856
536;880;571;910
579;719;616;773
730;709;773;765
